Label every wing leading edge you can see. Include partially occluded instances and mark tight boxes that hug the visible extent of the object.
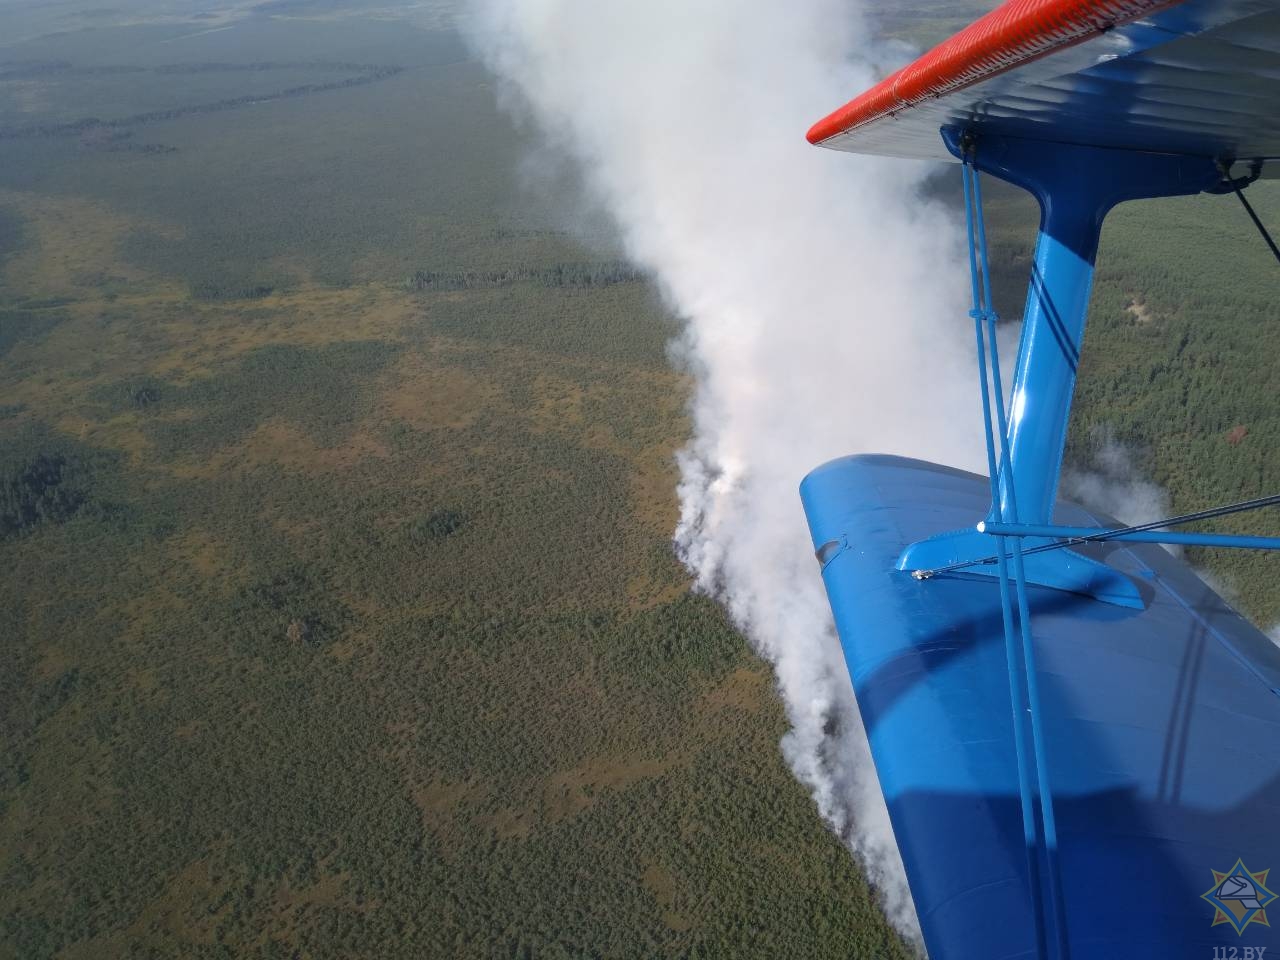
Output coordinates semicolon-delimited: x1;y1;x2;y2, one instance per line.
809;0;1280;173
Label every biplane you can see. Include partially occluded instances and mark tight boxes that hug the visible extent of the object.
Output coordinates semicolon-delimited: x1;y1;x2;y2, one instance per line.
800;1;1280;957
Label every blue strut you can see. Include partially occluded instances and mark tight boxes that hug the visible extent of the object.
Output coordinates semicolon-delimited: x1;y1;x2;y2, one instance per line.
945;131;1221;525
980;521;1280;552
897;133;1221;606
963;156;1061;960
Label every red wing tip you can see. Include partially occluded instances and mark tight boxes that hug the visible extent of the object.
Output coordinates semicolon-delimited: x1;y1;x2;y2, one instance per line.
808;107;861;146
804;0;1190;153
806;118;837;146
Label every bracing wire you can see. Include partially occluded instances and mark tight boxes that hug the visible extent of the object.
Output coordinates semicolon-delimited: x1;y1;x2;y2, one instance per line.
920;492;1280;577
962;153;1068;960
1230;179;1280;266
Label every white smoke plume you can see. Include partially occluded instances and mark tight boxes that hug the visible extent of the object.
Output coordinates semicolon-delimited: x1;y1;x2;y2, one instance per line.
1063;436;1280;648
1062;435;1173;527
463;0;984;945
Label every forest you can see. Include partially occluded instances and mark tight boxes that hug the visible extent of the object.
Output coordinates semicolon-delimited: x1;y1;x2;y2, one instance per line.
0;0;1275;958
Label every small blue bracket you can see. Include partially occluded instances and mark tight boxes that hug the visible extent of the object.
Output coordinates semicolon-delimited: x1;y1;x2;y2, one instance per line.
901;527;1146;608
897;131;1222;607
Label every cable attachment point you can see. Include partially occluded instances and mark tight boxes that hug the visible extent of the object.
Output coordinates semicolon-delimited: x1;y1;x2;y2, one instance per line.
1207;157;1262;195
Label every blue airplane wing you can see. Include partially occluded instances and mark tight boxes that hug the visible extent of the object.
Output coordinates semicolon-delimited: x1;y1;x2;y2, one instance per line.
802;455;1280;958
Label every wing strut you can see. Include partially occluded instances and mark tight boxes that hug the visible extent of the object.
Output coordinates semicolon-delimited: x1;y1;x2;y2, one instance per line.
920;493;1280;576
1217;162;1280;266
896;133;1222;607
934;138;1279;958
961;151;1068;960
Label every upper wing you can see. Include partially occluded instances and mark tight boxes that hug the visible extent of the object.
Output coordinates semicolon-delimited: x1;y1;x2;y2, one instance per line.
808;0;1280;171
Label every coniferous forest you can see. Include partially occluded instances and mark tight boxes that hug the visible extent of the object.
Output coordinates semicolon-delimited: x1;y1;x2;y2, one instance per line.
1;2;1275;958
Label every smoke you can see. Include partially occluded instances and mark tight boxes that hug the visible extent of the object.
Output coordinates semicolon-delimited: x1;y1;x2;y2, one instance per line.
1062;435;1173;529
462;0;983;945
1063;436;1280;652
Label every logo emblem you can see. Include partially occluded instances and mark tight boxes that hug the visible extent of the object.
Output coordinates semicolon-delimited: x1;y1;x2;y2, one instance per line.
1202;859;1276;935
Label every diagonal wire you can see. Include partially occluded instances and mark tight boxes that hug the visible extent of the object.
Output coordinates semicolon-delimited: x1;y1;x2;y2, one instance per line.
963;157;1054;960
1230;180;1280;266
969;159;1071;960
920;492;1280;576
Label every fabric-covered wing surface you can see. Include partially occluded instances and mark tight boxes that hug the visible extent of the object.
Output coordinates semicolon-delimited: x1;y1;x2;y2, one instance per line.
801;456;1280;959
